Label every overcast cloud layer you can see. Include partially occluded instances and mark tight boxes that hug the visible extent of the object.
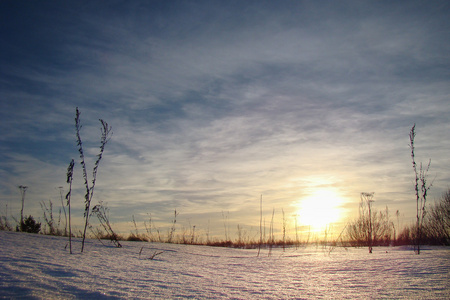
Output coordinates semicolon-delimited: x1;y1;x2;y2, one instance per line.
1;0;449;238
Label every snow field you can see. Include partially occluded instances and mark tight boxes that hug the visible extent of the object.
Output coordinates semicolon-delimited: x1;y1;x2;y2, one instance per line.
0;231;449;299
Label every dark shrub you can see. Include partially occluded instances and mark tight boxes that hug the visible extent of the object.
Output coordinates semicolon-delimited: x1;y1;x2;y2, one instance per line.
17;215;41;233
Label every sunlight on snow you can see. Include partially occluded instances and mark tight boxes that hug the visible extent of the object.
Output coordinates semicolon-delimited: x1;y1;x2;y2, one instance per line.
295;189;344;231
1;231;449;299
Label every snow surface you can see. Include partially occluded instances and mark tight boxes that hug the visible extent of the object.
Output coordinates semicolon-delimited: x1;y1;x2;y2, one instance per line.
1;231;449;299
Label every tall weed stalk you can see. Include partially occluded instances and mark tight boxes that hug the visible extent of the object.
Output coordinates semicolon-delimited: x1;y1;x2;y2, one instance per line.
40;200;57;235
58;187;68;236
66;159;74;254
409;124;433;254
18;185;27;230
167;209;178;243
75;107;112;252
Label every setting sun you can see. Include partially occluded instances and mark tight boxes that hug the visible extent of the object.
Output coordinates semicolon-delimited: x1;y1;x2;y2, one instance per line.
296;189;344;231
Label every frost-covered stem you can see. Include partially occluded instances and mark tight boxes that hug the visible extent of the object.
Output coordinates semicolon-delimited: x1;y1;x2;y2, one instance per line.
282;208;286;252
76;108;91;252
268;208;274;257
410;125;424;253
257;194;262;257
84;119;111;250
295;216;299;250
190;225;196;244
409;124;433;254
76;107;112;252
66;159;74;254
409;124;421;254
368;199;372;253
40;200;55;235
361;192;374;253
222;211;229;242
90;119;112;204
418;160;432;252
168;209;178;243
59;187;67;236
18;185;28;230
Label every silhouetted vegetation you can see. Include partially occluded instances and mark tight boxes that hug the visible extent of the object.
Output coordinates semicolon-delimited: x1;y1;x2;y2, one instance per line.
397;190;450;246
17;215;41;234
409;124;433;254
40;199;63;236
345;193;394;250
0;204;12;231
75;107;112;252
18;185;27;230
167;209;179;243
91;202;122;248
65;159;75;254
424;189;450;245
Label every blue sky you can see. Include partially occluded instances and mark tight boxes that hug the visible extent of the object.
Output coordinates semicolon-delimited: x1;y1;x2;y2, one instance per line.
1;0;449;239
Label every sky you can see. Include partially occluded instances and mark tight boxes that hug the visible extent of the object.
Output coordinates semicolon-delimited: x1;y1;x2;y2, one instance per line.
1;0;449;240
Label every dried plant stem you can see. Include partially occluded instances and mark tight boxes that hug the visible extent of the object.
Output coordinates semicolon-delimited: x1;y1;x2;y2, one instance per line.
91;202;122;248
282;208;286;252
18;185;28;230
257;194;262;257
75;107;112;252
66;159;74;254
58;187;68;236
409;124;432;254
268;208;274;257
168;209;178;243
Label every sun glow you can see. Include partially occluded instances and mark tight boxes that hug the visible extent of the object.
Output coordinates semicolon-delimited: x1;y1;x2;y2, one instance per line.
295;189;344;231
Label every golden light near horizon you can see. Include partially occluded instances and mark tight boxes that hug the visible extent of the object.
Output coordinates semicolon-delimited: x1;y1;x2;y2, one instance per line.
295;189;344;231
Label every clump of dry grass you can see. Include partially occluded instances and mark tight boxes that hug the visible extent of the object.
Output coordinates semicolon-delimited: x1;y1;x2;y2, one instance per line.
91;202;122;248
127;233;149;242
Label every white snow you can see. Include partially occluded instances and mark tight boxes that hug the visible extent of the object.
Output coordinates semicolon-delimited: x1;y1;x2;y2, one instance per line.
1;231;449;299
